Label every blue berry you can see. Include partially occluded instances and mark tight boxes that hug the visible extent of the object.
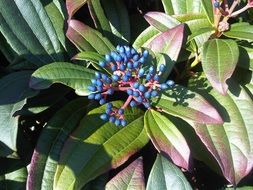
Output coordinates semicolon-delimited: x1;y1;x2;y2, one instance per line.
119;46;125;53
100;114;109;121
115;55;122;62
154;74;160;81
146;74;152;80
118;109;124;115
126;71;132;77
143;50;149;58
88;85;96;92
91;79;97;85
133;82;139;89
159;64;166;72
120;64;126;71
139;57;145;63
131;48;137;55
106;108;112;115
130;100;137;107
96;80;103;87
144;91;151;99
161;83;169;90
109;116;116;123
138;84;146;92
133;62;139;68
133;91;140;97
137;96;143;103
95;72;101;79
102;74;108;80
105;54;111;62
106;78;112;84
111;64;117;71
151;90;158;97
127;89;133;95
166;80;175;86
115;119;121;126
99;99;106;105
143;102;151;108
88;93;95;99
107;88;114;95
138;68;145;77
95;93;102;100
112;75;120;81
122;75;129;82
121;120;127;126
97;86;103;92
133;55;139;61
99;61;106;67
214;1;219;8
107;103;113;109
127;62;133;69
149;66;155;74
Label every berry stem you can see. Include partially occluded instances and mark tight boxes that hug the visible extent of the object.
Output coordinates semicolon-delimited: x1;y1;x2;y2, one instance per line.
231;3;251;17
122;95;133;109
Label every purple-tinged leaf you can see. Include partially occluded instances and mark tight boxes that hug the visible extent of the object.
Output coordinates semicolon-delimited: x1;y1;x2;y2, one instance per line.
151;85;223;125
66;0;88;19
189;75;253;185
67;19;115;54
146;24;185;61
145;110;190;169
105;157;145;190
54;101;148;190
144;12;180;32
202;39;239;95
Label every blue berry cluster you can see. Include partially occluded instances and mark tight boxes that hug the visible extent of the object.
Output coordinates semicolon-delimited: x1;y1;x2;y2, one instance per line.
87;45;174;126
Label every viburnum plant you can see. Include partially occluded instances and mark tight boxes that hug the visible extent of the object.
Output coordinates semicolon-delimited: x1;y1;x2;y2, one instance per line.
0;0;253;190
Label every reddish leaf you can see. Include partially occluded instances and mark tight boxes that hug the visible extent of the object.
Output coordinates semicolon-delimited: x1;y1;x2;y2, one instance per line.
146;24;185;61
105;157;145;190
66;0;88;19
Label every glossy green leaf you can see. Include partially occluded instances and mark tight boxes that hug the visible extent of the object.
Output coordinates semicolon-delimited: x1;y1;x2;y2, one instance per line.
202;39;239;95
0;0;64;66
100;0;131;44
67;19;115;54
145;110;190;169
105;157;145;190
144;12;180;32
0;71;37;152
0;167;27;190
146;154;192;190
73;51;105;63
27;98;93;190
200;0;214;24
189;75;253;185
133;26;160;50
30;62;95;96
151;85;223;124
66;0;88;18
224;23;253;42
54;101;148;190
146;24;186;62
161;0;202;15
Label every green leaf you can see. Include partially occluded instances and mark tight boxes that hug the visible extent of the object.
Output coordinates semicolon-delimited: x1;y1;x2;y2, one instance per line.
0;0;64;66
145;110;190;169
0;71;37;152
189;75;253;185
224;23;253;42
66;0;88;18
100;0;131;44
0;167;27;190
67;19;115;54
151;85;223;124
73;51;105;63
200;0;214;24
161;0;203;15
105;157;145;190
27;98;93;190
133;26;160;50
202;39;239;95
30;62;95;96
146;154;192;190
54;101;148;190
